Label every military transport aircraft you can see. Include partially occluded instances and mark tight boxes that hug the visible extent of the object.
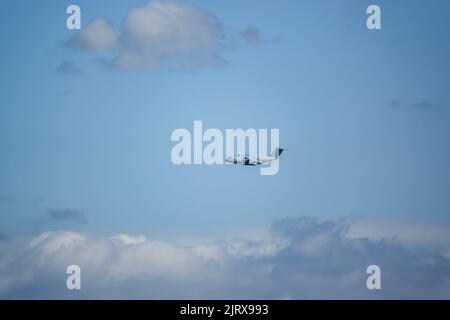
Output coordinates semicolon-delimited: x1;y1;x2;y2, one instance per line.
225;148;285;166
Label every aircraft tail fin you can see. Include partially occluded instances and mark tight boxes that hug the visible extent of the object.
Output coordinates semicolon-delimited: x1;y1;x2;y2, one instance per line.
271;147;285;159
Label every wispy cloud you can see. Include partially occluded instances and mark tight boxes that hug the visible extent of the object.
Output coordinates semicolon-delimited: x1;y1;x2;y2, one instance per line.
410;100;435;109
241;28;263;45
109;233;146;245
241;28;279;46
56;61;80;75
0;195;17;205
389;99;436;110
48;209;87;224
0;195;42;205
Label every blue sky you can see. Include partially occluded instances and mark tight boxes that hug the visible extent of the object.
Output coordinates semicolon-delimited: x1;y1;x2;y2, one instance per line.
1;0;449;235
1;0;450;298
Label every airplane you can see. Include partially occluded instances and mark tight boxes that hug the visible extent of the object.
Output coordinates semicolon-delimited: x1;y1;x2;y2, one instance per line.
225;148;285;166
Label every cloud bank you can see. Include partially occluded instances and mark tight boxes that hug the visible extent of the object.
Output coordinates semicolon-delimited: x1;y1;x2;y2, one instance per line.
1;217;450;299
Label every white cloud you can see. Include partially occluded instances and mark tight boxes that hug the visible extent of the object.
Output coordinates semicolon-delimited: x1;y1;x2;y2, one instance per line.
114;0;223;69
27;231;85;254
69;18;118;52
67;1;226;70
2;217;450;299
109;233;147;245
107;240;201;282
66;0;273;70
294;233;332;256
